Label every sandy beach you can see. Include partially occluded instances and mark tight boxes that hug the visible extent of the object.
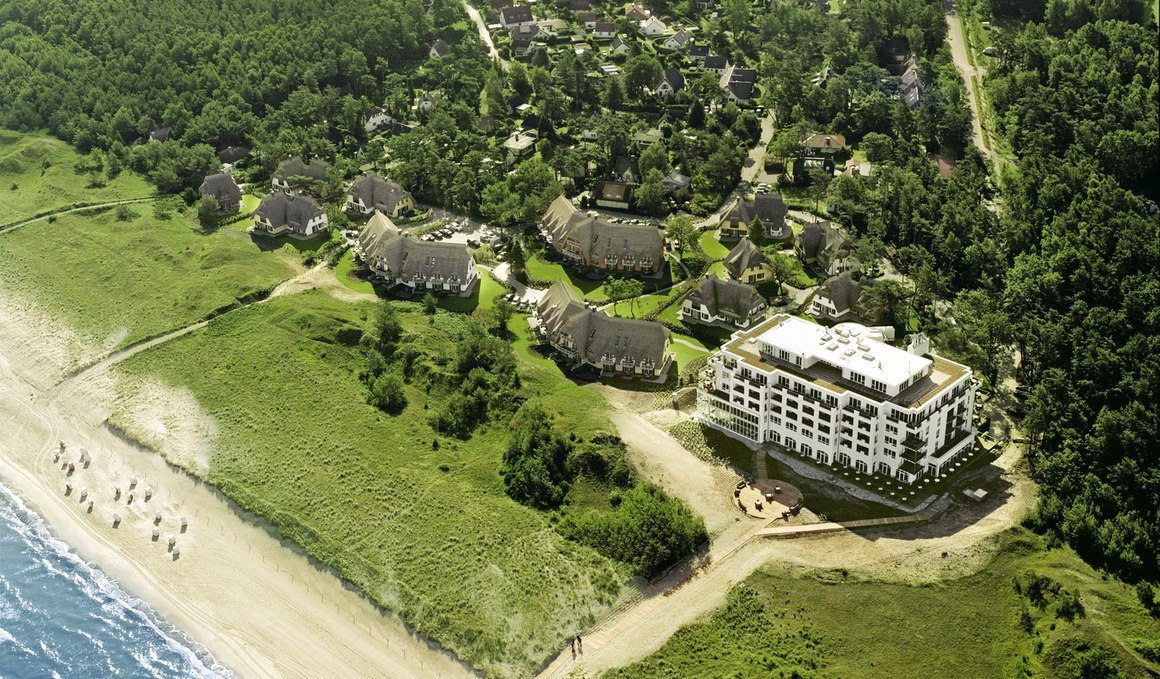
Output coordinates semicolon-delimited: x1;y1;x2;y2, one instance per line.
0;290;476;679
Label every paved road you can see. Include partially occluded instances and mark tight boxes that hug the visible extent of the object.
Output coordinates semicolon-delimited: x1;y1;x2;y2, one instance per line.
463;1;506;69
695;112;777;229
945;0;995;164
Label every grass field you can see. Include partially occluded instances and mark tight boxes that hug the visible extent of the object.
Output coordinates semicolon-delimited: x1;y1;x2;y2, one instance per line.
0;130;154;225
608;529;1160;678
0;207;294;348
526;252;677;302
698;229;730;260
112;292;630;677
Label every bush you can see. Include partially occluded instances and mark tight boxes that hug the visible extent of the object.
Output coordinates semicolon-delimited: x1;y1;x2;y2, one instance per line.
558;483;707;578
367;373;407;414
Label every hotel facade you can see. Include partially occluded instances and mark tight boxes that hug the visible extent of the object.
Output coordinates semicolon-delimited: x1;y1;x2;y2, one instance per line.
697;315;977;483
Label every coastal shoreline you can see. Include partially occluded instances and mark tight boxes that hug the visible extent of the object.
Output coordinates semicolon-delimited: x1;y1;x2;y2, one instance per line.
0;295;476;679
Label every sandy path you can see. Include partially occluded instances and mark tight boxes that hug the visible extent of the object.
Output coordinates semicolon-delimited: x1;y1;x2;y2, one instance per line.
0;293;475;677
537;408;1036;677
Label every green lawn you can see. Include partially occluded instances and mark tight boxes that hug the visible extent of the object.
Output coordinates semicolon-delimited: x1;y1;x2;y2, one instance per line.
0;130;153;225
437;268;507;314
0;207;294;348
112;293;628;677
698;229;730;259
608;529;1160;678
334;251;376;294
526;252;676;303
669;338;711;368
239;193;262;215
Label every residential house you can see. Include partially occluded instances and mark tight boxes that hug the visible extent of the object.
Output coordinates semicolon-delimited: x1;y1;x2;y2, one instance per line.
808;271;878;323
696;314;976;482
592;21;617;39
723;237;769;284
510;23;542;53
599;62;621;76
653;68;686;98
625;3;650;20
540;195;664;274
702;55;728;74
253;192;328;237
577;11;598;28
719;64;757;104
689;44;710;61
664;30;692;50
878;36;911;75
345;174;415;219
802;133;846;154
613;156;639;184
639;16;668;36
198;173;243;214
661;170;691;200
365;106;393;132
717;193;789;241
272;157;330;195
535;281;673;379
429;39;450;58
416;91;440;114
148;127;169;142
631;128;664;150
216;146;248;164
795;220;854;276
593;180;634;210
681;276;767;328
900;58;924;107
356;212;478;296
538;18;568;35
610;36;631;55
499;5;535;29
570;0;591;10
503;130;538;162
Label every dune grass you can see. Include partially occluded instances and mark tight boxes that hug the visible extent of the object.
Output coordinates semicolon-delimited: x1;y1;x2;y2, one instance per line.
112;292;629;677
607;529;1160;679
0;206;294;348
0;130;153;225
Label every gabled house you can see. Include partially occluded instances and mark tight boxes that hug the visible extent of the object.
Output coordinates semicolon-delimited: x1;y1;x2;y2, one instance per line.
631;128;664;150
625;3;651;21
613;156;639;183
356;211;478;296
510;22;542;53
717;193;789;241
253;192;328;237
416;91;440;114
594;180;634;210
499;5;535;29
689;44;710;61
577;12;598;27
900;58;924;107
702;55;728;74
592;21;617;39
719;64;757;105
801;133;846;154
272;157;330;195
540;195;664;274
653;68;686;98
795;220;853;276
429;39;450;58
570;0;591;10
609;37;631;55
198;173;243;214
681;276;768;328
638;16;668;36
808;271;879;323
723;237;769;284
661;170;691;200
503;130;538;162
534;280;673;379
345;174;415;219
664;30;692;50
365;106;394;132
538;18;568;35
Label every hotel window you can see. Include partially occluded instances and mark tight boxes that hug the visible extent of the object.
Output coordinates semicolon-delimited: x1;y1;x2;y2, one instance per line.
786;411;798;421
802;405;815;416
786;422;797;432
818;436;829;445
886;424;898;434
819;424;831;434
871;379;886;392
886;437;896;446
856;444;869;455
851;372;867;385
802;430;813;439
801;418;814;429
771;416;782;425
857;433;870;443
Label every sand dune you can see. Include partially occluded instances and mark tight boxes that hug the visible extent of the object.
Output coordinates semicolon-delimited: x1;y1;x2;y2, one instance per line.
0;294;476;679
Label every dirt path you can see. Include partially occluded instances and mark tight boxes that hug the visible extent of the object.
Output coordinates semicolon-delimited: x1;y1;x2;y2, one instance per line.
537;405;1036;677
944;0;1011;175
0;197;156;235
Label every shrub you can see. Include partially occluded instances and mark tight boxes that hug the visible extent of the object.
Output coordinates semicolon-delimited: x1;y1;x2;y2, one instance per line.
367;373;407;414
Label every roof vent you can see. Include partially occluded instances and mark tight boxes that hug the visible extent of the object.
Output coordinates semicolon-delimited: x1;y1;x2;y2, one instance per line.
862;353;874;361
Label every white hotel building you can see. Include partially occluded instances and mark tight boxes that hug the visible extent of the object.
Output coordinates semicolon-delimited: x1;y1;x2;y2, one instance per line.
697;314;977;483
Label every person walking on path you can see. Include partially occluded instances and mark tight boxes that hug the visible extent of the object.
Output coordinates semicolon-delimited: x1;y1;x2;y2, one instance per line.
576;635;583;654
571;638;575;655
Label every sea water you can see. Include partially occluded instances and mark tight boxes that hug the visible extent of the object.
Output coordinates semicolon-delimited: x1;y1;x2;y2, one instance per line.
0;482;230;679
